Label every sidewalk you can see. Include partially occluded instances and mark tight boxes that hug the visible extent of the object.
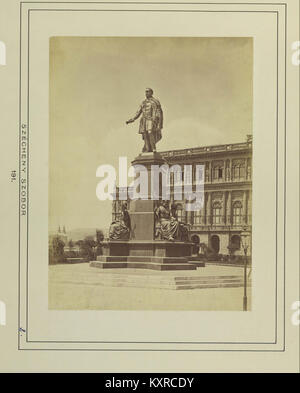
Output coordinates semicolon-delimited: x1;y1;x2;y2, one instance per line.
49;263;252;311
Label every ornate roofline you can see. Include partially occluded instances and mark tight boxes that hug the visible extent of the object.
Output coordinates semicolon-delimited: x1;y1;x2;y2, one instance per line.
160;138;252;160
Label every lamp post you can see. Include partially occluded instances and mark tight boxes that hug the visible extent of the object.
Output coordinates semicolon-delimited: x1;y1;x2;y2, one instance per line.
240;226;250;311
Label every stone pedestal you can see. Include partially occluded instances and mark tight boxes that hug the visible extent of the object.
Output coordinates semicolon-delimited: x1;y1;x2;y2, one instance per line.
129;152;165;241
90;152;196;271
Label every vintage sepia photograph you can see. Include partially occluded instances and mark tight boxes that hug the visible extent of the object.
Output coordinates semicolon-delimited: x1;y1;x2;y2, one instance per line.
1;0;299;373
49;37;253;311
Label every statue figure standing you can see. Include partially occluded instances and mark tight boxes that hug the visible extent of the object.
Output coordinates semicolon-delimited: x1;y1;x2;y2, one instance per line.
126;88;163;153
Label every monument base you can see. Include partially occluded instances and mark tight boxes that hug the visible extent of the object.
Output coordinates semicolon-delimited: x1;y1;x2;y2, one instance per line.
92;151;201;272
90;240;197;271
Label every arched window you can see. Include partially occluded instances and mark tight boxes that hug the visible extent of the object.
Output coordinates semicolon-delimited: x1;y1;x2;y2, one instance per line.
191;234;200;244
233;201;242;224
212;202;222;224
211;235;220;254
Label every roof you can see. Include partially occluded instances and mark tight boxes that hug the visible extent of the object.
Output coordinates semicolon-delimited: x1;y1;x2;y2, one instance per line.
160;139;252;160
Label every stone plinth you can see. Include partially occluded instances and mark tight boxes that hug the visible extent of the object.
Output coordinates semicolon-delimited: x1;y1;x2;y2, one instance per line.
92;240;196;271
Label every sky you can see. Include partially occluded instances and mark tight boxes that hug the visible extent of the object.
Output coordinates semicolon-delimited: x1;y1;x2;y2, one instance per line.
49;37;253;232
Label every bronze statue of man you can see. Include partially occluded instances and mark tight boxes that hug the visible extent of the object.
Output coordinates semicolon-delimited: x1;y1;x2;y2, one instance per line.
126;88;163;153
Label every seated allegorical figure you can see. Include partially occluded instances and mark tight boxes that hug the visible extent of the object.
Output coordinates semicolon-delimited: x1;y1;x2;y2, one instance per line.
170;202;190;241
155;201;180;241
109;202;131;240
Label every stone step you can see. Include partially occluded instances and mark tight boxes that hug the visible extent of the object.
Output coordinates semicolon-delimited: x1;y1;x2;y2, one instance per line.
96;255;190;264
96;256;128;262
52;278;245;290
52;271;243;283
173;275;241;281
90;260;197;271
51;271;248;290
65;258;87;264
92;275;243;283
175;283;245;290
127;256;188;264
188;261;206;267
95;281;244;289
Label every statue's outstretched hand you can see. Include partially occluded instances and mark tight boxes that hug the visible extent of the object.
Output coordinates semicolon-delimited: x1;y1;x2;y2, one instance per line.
126;119;133;125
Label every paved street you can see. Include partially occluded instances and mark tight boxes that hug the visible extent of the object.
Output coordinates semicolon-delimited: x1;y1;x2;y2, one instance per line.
49;263;252;311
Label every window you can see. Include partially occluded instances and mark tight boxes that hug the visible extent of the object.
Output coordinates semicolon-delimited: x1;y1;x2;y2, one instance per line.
183;165;193;185
213;167;219;180
233;201;242;224
231;235;241;250
213;165;224;181
194;165;204;185
240;166;245;178
112;201;122;221
176;204;186;223
212;202;222;224
247;164;252;179
233;164;245;180
205;169;210;182
193;210;201;224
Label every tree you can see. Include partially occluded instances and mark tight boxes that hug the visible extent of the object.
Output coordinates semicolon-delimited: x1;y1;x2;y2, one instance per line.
96;229;105;256
78;236;97;261
49;235;65;264
96;230;104;242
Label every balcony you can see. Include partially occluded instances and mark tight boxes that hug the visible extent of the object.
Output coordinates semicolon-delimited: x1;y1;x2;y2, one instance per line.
189;215;252;231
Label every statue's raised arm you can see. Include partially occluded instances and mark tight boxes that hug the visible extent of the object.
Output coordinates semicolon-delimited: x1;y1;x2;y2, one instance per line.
126;105;142;124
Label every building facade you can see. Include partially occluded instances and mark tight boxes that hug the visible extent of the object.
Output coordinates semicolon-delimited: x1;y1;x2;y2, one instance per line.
161;136;252;257
112;136;252;258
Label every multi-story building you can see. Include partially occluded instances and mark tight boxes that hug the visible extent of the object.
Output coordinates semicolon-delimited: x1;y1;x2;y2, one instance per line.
161;135;252;257
112;135;252;258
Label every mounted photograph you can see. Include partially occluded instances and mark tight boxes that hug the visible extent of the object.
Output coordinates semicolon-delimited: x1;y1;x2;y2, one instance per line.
49;37;253;311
